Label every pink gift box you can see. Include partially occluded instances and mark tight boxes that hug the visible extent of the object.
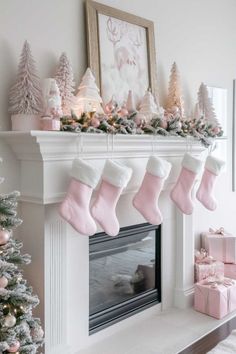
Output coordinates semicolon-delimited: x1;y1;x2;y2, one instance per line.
201;231;236;263
195;261;224;282
194;279;236;319
225;264;236;279
41;117;61;131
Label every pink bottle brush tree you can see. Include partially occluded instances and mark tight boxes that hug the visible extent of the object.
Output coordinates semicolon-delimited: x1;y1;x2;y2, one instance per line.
9;40;43;131
55;52;75;116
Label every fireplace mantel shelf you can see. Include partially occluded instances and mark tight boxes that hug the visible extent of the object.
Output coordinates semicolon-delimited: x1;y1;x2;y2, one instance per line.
0;130;213;161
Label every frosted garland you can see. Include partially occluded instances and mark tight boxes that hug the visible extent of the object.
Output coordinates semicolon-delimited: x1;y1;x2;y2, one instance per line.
55;52;75;115
9;41;42;115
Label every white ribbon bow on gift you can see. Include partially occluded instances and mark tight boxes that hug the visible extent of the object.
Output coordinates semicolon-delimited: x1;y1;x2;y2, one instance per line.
209;227;225;236
195;248;215;264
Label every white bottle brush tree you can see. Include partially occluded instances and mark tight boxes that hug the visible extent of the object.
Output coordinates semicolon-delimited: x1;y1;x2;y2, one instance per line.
166;62;185;118
139;90;158;123
55;52;75;116
197;83;218;125
9;41;42;116
0;171;44;353
74;68;104;116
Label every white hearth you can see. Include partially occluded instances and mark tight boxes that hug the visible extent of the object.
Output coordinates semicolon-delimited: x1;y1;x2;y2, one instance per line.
0;131;207;354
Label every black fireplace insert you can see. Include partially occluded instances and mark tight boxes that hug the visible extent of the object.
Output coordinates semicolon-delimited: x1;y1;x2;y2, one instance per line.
89;223;161;334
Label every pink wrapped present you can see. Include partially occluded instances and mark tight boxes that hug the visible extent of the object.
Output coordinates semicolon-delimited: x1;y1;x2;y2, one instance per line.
225;264;236;279
195;261;224;282
41;117;61;131
201;227;236;263
194;277;236;319
195;248;224;282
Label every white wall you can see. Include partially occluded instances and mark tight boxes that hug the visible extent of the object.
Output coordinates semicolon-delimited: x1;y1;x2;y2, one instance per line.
1;0;236;239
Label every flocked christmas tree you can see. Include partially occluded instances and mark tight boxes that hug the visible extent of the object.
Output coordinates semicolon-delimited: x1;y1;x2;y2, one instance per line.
166;62;184;117
197;82;219;125
139;90;158;123
0;164;43;353
55;52;75;115
9;41;42;115
73;68;104;116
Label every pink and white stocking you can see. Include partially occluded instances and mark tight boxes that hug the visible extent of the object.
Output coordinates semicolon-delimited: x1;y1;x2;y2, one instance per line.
59;159;100;236
170;153;203;215
133;156;172;225
196;155;225;211
91;160;132;237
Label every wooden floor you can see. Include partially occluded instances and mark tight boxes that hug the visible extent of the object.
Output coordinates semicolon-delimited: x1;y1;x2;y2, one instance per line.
179;316;236;354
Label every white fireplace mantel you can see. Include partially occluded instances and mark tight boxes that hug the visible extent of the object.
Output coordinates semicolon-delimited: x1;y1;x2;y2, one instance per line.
0;131;209;354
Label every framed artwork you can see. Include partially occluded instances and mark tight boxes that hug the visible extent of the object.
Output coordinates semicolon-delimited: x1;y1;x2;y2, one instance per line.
86;0;157;107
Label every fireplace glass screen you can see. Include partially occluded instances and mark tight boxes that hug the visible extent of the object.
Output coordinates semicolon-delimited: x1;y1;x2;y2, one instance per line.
89;223;161;333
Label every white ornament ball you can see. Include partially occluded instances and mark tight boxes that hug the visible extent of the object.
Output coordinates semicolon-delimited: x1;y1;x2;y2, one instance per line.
7;341;20;352
0;230;10;245
0;276;8;288
31;326;44;341
4;314;16;328
171;106;179;114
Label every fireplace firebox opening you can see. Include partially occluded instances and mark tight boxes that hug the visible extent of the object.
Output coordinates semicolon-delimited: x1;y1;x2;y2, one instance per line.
89;223;161;334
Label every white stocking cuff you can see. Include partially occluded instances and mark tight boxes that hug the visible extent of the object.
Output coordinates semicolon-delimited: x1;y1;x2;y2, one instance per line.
71;158;100;188
205;155;225;175
102;159;132;188
146;156;172;179
182;153;203;174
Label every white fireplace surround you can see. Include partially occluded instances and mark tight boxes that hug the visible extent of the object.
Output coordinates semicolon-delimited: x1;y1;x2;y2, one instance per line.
0;131;209;354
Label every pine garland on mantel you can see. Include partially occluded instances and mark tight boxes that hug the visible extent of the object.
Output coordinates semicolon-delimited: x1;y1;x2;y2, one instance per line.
60;109;223;148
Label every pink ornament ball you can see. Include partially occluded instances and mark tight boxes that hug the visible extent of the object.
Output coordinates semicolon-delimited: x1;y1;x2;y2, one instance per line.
90;117;100;128
134;113;146;127
213;126;221;135
120;108;129;117
160;119;168;129
0;276;8;288
7;341;20;352
0;229;10;245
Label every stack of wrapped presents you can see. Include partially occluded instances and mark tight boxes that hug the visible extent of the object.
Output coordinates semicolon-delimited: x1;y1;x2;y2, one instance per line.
194;227;236;319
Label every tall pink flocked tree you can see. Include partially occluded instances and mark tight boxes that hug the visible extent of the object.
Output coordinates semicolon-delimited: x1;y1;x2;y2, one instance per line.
9;41;42;115
55;52;75;115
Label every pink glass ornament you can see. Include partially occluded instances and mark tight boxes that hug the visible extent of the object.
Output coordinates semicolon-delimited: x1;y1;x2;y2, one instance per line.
0;230;10;245
90;117;100;128
160;119;168;129
105;97;116;113
134;113;146;127
0;276;8;288
7;341;20;352
119;108;129;117
213;126;221;135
